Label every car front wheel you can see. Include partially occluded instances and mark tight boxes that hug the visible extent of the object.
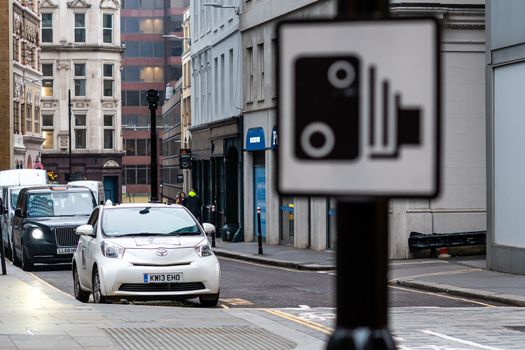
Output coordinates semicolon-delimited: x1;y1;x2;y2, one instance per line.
74;266;90;303
199;292;220;307
92;268;108;304
21;245;33;271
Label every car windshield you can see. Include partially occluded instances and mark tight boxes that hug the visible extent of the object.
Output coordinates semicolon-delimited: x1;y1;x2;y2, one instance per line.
26;191;95;218
102;207;201;237
10;188;21;209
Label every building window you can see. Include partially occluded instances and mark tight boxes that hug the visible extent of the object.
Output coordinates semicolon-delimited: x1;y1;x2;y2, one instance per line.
42;63;54;97
74;114;87;149
34;101;40;134
74;63;86;96
74;13;86;43
104;115;114;149
42;114;53;149
13;102;20;134
247;46;253;103
42;13;53;43
26;99;32;133
103;64;114;97
257;43;265;101
103;14;113;43
13;37;19;62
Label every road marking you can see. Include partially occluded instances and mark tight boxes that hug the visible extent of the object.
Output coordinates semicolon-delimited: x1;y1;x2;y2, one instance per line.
220;303;230;309
420;330;504;350
390;268;482;282
389;285;496;307
298;305;310;309
220;298;254;306
218;256;307;273
262;309;333;335
390;260;449;266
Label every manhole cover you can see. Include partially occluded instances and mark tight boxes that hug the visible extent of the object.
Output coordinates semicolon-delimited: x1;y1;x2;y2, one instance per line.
103;327;297;350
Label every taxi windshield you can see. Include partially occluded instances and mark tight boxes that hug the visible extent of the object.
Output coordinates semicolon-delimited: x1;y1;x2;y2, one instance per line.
101;207;201;237
26;191;95;218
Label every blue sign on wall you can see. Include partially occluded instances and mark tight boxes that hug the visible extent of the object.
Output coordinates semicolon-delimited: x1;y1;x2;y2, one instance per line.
246;127;266;151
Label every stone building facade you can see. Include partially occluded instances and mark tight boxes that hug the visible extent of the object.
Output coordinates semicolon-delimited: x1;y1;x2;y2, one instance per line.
39;0;123;202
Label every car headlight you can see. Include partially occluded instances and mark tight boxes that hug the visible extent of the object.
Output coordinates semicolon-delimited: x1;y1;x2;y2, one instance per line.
101;241;125;259
195;240;213;257
31;228;44;240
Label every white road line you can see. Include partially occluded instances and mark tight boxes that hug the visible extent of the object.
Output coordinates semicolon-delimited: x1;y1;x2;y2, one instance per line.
390;260;449;266
420;330;505;350
389;285;496;307
390;268;482;282
298;305;310;309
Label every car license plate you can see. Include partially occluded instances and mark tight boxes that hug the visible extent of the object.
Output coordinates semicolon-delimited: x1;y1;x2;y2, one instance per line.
57;247;76;254
144;273;183;283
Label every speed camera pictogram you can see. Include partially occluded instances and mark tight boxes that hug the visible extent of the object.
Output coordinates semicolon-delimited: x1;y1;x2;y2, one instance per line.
277;18;440;198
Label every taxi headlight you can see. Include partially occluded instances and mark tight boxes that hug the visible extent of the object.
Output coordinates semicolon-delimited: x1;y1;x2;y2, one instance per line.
101;241;125;259
31;228;44;240
195;241;212;257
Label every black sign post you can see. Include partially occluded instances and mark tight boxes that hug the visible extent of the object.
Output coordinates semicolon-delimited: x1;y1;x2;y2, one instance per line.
326;1;394;349
147;89;160;203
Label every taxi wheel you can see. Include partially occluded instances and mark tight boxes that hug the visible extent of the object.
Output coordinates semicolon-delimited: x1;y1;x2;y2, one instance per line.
21;245;33;271
199;293;219;307
92;269;108;304
12;243;21;267
73;266;90;303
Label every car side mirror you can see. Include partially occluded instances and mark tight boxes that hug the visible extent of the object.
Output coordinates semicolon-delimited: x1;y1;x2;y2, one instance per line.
76;224;95;237
14;208;23;217
202;223;215;236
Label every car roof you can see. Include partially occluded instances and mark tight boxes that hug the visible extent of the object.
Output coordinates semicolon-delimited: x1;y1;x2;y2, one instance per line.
20;185;93;194
101;202;185;209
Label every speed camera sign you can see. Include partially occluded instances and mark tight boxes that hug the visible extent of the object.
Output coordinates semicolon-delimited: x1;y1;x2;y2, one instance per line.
277;18;440;198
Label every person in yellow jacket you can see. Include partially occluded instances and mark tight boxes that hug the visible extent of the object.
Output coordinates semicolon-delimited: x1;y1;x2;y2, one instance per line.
182;188;203;222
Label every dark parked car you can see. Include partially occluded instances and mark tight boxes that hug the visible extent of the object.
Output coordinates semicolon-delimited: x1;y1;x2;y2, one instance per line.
12;185;96;271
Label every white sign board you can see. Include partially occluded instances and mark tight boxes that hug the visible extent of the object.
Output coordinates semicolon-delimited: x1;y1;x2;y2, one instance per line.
278;18;440;197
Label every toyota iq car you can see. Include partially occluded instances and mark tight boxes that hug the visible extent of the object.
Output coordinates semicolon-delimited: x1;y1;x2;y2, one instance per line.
72;203;220;306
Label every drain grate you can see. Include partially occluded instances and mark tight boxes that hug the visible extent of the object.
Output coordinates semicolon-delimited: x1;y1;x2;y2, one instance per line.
103;327;297;350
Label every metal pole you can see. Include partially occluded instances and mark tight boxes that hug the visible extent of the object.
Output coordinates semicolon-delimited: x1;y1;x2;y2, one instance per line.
326;1;394;349
148;90;159;203
0;227;6;275
68;89;72;181
257;206;263;254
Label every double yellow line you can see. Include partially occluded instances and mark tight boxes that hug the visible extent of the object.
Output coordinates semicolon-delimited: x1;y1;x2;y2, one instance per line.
263;309;334;335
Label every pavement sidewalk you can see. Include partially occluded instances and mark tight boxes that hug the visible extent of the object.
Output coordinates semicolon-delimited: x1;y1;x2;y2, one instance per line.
214;238;525;306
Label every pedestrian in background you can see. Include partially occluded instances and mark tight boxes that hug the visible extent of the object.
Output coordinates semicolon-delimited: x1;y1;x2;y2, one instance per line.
183;188;203;222
175;191;186;205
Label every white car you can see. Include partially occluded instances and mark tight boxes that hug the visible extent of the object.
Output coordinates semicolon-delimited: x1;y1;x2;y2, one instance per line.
72;203;220;306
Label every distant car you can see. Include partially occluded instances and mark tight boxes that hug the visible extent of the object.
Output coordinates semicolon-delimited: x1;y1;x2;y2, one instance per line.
11;185;97;271
72;203;220;306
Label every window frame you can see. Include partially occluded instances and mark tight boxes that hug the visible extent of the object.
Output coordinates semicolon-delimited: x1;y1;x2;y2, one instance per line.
103;13;113;44
74;113;87;149
42;13;53;43
74;13;86;43
74;63;87;97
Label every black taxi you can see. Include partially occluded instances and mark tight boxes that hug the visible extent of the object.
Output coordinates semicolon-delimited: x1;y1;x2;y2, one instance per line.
11;185;96;270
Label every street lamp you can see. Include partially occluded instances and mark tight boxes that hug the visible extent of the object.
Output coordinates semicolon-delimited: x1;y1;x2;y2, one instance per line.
203;2;240;15
147;89;160;203
162;34;191;44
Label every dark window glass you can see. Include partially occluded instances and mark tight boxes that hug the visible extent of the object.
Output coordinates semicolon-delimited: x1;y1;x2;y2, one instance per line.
170;41;182;57
104;130;113;149
74;14;86;43
42;64;53;76
169;15;183;32
104;64;113;77
154;42;164;57
140;0;154;9
126;91;140;106
126;166;136;184
137;139;147;156
124;0;140;9
140;42;154;57
42;115;53;127
75;79;86;96
104;115;113;127
75;129;86;149
123;66;140;81
74;64;85;76
137;166;147;184
124;42;139;57
125;17;140;33
75;115;86;126
169;66;182;81
42;13;53;43
104;80;113;96
125;139;136;156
